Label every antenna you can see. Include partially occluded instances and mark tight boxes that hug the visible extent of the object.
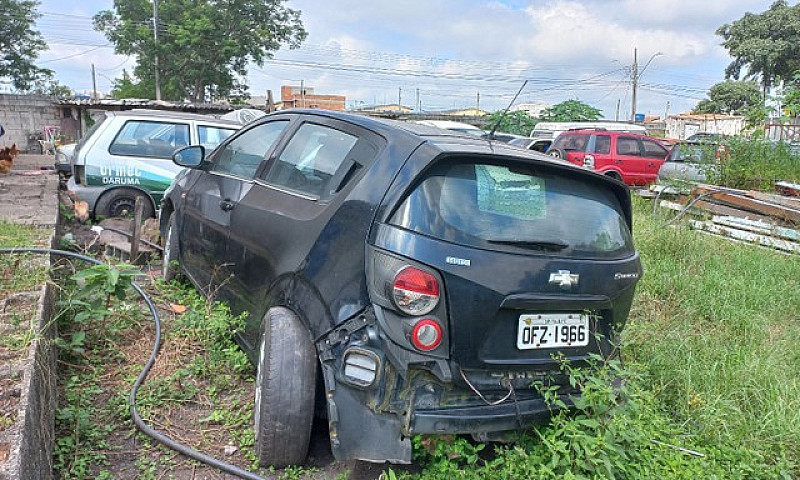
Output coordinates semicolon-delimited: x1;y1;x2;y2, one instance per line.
488;80;528;140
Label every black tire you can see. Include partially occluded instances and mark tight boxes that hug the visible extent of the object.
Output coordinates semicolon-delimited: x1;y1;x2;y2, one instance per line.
604;171;623;182
548;148;566;159
162;213;180;282
95;188;155;219
255;307;317;468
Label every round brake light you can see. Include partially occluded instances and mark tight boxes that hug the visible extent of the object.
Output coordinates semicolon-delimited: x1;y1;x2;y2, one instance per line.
392;266;440;316
411;319;443;351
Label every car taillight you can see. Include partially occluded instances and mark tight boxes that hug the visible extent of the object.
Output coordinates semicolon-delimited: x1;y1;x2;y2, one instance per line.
411;319;443;351
392;266;440;316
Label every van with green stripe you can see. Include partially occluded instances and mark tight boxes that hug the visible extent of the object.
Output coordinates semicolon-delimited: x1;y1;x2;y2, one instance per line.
66;109;240;218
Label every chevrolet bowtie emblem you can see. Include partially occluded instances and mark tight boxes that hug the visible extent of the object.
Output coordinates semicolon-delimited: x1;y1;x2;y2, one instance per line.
549;270;579;288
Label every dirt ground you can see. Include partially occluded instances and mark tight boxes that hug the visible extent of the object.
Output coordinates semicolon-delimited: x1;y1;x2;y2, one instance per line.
0;154;58;227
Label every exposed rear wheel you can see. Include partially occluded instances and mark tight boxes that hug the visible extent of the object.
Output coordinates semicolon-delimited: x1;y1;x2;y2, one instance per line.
255;307;317;468
604;171;623;182
162;213;180;282
95;188;154;219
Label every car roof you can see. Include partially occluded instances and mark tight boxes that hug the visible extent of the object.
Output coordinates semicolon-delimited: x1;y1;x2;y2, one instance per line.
414;120;484;131
559;129;657;139
108;109;241;126
260;109;625;178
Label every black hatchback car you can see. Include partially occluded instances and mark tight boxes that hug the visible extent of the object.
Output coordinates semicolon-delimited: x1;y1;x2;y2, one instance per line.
160;110;642;467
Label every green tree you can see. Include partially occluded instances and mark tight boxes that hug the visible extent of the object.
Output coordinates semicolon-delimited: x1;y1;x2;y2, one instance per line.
0;0;51;90
717;1;800;92
95;0;307;102
540;99;602;122
485;110;538;136
693;80;762;115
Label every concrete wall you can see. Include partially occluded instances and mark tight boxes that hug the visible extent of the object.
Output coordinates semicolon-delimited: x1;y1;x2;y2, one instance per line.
0;95;60;152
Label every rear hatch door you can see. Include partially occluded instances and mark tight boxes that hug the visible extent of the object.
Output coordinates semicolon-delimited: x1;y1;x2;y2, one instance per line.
372;155;641;370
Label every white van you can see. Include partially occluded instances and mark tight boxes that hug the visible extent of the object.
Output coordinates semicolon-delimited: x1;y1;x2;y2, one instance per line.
530;122;647;140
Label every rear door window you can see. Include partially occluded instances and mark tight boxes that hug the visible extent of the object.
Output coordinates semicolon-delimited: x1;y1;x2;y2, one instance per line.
390;160;634;259
262;123;359;198
641;139;668;159
198;125;236;151
616;136;641;156
109;120;191;158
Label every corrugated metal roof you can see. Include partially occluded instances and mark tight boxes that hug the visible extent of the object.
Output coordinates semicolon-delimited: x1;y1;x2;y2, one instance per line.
57;98;234;112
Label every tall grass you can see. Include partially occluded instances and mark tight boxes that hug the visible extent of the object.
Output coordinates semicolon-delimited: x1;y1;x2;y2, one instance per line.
707;138;800;190
626;197;800;462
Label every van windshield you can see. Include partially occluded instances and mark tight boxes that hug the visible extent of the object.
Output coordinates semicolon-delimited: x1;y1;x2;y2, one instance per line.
390;160;634;259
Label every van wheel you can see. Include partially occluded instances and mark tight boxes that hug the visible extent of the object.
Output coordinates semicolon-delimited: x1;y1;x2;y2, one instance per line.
255;307;317;468
548;148;566;159
162;213;181;282
95;188;155;219
604;171;623;182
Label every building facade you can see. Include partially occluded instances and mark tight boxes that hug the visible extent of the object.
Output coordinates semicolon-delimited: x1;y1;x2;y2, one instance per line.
280;86;346;111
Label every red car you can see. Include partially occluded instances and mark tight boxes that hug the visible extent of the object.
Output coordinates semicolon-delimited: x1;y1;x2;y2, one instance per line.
547;130;669;185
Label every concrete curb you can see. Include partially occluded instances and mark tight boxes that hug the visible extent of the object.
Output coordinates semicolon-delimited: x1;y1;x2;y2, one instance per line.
0;280;57;480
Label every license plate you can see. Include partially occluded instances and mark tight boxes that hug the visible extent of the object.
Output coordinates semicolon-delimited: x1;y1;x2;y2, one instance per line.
517;313;589;350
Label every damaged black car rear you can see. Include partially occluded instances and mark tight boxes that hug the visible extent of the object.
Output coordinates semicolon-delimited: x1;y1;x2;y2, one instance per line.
159;110;642;467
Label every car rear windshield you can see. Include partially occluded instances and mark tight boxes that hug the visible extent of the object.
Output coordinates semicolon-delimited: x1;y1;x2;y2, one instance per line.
390;160;634;259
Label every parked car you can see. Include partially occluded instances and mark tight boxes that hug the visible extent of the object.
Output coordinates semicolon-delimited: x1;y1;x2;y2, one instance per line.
657;141;720;182
530;121;647;142
65;109;240;218
509;136;556;153
414;119;485;136
685;132;728;143
547;129;669;185
160;110;643;466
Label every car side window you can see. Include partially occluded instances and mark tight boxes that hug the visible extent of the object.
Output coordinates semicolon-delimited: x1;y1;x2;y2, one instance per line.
594;135;611;154
641;139;668;159
262;123;358;198
212;120;288;179
616;136;641;157
198;126;236;151
109;120;191;158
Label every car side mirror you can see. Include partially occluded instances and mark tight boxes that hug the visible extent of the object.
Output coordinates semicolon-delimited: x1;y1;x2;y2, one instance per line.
172;145;205;168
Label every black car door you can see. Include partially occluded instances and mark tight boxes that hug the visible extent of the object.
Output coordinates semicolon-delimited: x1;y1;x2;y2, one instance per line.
225;118;382;352
180;119;291;295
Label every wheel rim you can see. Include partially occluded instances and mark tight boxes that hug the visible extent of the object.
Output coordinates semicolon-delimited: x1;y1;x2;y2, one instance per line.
254;329;267;440
108;197;137;217
163;222;172;276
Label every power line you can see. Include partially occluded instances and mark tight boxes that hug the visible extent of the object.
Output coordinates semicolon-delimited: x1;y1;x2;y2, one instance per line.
38;46;105;64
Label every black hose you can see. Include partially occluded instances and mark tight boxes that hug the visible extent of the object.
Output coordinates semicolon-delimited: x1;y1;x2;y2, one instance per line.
0;247;267;480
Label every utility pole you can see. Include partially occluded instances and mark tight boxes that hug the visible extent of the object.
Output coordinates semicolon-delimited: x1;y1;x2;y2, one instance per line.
476;92;480;112
630;47;638;122
398;87;402;108
91;64;97;100
152;0;161;100
300;79;305;108
615;98;620;121
415;88;420;112
664;101;671;120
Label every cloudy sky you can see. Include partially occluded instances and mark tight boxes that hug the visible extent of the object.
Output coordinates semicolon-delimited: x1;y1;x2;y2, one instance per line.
33;0;781;118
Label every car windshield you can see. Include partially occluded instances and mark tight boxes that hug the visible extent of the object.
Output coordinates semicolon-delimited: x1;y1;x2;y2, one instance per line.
390;160;634;259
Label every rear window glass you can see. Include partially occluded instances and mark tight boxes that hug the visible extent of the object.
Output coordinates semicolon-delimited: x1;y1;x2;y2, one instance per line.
552;134;589;152
390;160;633;259
109;120;190;158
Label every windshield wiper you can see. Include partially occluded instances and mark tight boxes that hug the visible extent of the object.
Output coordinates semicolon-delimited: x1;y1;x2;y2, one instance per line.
486;239;569;251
